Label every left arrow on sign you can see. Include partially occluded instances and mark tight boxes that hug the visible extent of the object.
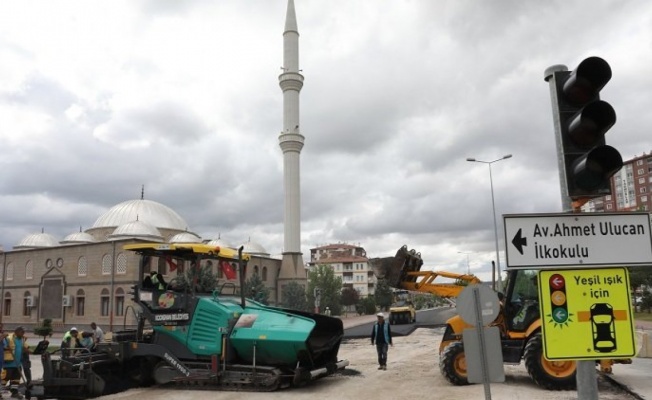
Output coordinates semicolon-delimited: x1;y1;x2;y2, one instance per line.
511;228;527;255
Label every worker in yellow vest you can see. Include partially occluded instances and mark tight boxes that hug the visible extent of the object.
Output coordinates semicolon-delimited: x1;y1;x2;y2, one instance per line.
3;326;29;399
61;327;81;358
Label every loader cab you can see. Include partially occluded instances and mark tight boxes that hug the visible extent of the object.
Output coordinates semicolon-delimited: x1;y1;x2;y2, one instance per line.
503;269;540;332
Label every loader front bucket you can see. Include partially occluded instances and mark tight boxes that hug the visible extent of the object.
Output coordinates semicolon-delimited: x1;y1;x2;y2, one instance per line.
369;245;424;288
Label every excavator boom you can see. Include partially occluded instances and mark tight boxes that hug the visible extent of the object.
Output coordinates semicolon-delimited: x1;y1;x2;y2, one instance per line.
369;245;481;298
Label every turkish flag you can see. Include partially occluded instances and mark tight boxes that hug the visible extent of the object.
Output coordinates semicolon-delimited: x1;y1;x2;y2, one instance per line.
165;256;178;272
220;260;237;280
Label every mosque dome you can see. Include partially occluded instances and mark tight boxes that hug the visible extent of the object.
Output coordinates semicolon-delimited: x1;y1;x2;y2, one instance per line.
240;239;269;256
169;231;202;243
14;232;59;250
92;199;188;231
107;220;164;242
205;237;234;249
60;230;97;245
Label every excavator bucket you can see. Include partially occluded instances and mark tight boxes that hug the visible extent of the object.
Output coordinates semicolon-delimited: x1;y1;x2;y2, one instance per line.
369;245;424;288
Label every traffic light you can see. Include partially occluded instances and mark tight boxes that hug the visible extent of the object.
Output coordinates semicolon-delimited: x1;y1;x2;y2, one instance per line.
549;274;569;324
549;56;623;199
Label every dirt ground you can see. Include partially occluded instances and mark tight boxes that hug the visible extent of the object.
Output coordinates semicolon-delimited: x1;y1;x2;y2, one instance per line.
94;327;633;400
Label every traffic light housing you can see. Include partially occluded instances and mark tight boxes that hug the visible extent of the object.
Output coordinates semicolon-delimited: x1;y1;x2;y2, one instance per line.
548;273;569;324
549;56;623;199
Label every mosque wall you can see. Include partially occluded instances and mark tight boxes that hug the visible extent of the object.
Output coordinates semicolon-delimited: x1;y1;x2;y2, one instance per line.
0;240;282;333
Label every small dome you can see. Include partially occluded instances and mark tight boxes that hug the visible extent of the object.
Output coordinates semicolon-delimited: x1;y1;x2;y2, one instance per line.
169;232;202;243
92;199;188;230
14;232;59;249
240;239;269;256
61;231;97;245
205;237;234;249
107;220;163;242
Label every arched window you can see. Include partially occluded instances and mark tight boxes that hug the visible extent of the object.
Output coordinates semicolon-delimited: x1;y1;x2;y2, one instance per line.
262;266;268;282
253;265;259;276
23;291;31;316
6;263;14;281
116;253;127;275
76;289;86;316
102;255;112;275
25;260;33;280
115;288;125;316
78;257;88;277
100;288;110;316
3;292;11;316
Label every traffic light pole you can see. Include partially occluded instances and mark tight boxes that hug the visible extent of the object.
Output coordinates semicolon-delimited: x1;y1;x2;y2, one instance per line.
544;65;598;400
544;65;574;212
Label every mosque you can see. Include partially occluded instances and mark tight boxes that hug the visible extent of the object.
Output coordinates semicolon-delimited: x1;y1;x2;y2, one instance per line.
0;196;283;332
0;0;307;332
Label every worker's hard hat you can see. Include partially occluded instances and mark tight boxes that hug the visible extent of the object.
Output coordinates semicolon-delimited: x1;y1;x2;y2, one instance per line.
376;313;385;318
70;327;78;332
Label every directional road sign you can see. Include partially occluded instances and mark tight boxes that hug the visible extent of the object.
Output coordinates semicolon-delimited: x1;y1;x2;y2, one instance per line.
537;268;636;360
504;212;652;269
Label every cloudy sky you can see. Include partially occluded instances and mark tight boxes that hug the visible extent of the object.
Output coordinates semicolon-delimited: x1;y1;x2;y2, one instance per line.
1;0;651;282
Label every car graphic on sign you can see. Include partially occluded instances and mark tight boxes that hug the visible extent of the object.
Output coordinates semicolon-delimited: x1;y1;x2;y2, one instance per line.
590;303;616;353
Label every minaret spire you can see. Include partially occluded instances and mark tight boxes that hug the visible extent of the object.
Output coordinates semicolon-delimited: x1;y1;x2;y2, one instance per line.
284;0;298;34
277;0;306;296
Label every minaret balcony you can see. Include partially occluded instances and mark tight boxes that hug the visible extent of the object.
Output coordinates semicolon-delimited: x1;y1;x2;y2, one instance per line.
279;132;305;152
279;72;304;91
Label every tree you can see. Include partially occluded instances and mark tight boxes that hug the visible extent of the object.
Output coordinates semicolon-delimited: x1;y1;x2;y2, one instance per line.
307;265;343;315
374;279;393;311
281;281;308;311
174;262;220;293
413;293;439;310
244;273;270;305
340;286;360;316
628;266;650;290
356;296;377;315
34;318;53;340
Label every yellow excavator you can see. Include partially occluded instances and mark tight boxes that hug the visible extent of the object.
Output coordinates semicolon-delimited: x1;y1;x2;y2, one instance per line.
370;245;630;391
374;247;481;325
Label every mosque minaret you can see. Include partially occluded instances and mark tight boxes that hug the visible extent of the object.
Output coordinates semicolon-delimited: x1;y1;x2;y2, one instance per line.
277;0;307;293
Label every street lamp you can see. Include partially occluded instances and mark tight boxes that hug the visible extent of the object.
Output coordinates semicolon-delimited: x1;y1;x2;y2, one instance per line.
457;251;473;275
466;154;512;292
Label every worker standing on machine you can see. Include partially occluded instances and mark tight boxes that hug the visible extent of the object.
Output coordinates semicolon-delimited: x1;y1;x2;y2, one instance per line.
90;322;104;345
61;327;81;358
370;313;393;370
150;271;167;290
3;326;29;399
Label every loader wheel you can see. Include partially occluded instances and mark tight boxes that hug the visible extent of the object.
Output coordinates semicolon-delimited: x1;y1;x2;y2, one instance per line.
439;341;469;386
524;333;576;390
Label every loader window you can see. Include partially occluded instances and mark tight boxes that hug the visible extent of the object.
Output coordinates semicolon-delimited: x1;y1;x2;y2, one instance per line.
508;270;540;331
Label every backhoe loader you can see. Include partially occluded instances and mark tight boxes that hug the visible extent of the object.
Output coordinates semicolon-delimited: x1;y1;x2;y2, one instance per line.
369;245;630;390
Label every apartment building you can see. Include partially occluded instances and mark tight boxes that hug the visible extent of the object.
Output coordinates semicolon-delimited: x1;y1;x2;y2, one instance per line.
582;152;652;212
308;244;376;296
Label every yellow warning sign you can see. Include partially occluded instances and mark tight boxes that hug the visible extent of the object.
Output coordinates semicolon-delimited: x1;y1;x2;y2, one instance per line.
537;267;636;360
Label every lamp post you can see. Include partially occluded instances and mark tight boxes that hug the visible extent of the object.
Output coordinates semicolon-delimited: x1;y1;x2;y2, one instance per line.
466;154;512;292
457;251;473;275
